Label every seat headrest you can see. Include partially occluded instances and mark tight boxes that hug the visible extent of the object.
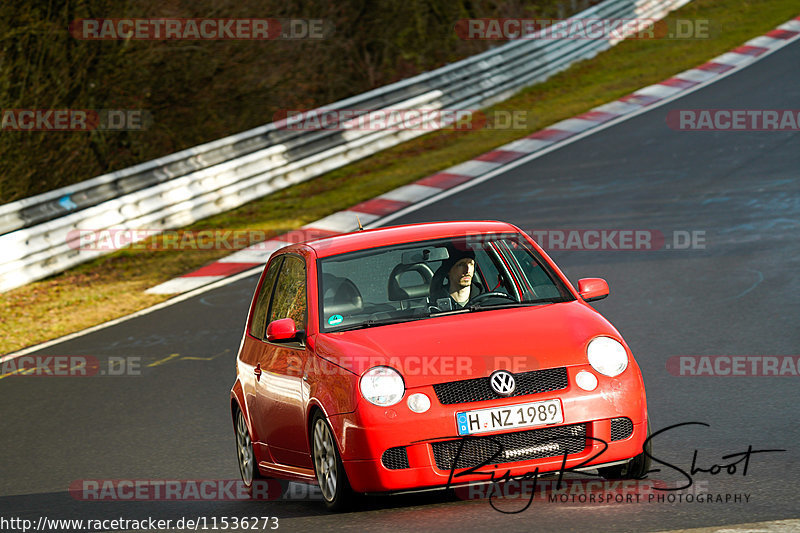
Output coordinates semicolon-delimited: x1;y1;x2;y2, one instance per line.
322;274;363;316
388;263;433;301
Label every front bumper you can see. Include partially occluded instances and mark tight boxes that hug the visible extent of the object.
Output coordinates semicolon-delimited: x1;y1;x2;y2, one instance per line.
327;364;647;493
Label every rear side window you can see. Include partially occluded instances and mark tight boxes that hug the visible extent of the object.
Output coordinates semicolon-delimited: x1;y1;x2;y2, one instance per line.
249;257;283;339
269;255;307;330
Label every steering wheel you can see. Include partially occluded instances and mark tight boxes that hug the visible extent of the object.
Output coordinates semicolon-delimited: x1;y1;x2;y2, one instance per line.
469;291;517;305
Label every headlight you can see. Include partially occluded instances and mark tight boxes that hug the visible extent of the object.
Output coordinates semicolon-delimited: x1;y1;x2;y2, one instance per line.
587;336;628;377
359;366;405;406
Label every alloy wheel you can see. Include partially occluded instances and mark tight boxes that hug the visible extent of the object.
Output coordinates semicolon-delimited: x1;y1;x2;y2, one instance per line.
313;418;338;501
236;410;254;485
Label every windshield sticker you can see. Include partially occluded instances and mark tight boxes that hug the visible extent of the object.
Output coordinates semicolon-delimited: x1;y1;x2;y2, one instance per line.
328;314;343;326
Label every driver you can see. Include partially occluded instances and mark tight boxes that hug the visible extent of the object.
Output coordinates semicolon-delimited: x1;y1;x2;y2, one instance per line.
441;248;481;308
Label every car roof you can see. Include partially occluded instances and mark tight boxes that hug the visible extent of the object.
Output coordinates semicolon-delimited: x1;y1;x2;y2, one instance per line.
297;220;520;258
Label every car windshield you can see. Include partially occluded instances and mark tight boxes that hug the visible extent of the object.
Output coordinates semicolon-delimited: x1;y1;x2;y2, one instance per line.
318;233;574;332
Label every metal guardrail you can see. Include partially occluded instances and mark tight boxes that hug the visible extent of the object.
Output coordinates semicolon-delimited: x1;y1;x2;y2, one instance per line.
0;0;691;292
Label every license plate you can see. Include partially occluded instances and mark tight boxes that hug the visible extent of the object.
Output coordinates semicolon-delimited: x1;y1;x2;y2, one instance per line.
456;399;563;436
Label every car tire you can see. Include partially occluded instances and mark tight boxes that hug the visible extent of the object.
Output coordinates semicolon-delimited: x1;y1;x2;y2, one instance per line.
311;411;356;511
599;420;652;480
234;406;267;497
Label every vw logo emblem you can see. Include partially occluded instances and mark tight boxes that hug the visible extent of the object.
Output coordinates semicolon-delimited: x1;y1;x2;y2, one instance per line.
490;370;516;397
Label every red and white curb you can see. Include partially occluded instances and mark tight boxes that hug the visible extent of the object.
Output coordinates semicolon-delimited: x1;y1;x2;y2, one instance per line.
147;16;800;295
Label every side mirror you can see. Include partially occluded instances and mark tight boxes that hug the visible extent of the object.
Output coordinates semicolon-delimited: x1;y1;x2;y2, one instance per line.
266;318;302;342
578;278;609;302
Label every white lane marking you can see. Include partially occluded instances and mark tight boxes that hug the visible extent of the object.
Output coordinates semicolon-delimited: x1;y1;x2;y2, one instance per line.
745;36;784;49
145;276;224;294
445;159;501;177
380;184;442;203
593;100;645;115
216;245;278;264
549;118;598;133
714;52;759;66
779;20;800;32
306;210;379;232
676;69;720;83
501;138;554;153
636;83;684;98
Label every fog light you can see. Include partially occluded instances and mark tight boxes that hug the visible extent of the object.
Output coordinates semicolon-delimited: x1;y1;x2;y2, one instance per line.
576;370;598;391
407;393;431;413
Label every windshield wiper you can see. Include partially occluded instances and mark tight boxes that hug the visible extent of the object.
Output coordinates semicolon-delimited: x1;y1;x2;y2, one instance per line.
330;315;431;332
468;297;567;312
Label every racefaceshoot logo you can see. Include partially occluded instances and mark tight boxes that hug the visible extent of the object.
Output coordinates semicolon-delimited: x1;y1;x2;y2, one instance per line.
456;478;752;510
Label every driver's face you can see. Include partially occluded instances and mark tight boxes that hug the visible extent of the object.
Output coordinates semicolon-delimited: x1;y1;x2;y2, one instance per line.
448;258;475;289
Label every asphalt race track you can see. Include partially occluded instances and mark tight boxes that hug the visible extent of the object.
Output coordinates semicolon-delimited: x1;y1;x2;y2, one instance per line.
2;38;798;533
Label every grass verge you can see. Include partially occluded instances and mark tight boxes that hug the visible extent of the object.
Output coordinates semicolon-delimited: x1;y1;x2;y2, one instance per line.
2;0;798;354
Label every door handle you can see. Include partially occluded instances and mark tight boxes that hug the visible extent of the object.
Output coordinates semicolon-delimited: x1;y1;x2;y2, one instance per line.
254;363;262;381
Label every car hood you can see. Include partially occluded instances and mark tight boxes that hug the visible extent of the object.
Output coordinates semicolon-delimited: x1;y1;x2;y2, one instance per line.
312;301;623;388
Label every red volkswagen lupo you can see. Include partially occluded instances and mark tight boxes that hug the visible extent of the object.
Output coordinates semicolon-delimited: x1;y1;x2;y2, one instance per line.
230;221;650;510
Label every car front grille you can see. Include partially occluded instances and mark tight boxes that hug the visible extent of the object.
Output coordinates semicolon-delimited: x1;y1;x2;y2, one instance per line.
432;367;568;405
431;423;586;470
381;446;410;470
610;417;633;441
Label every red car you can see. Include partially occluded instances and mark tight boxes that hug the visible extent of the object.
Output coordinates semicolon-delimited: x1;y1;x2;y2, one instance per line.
230;221;650;510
